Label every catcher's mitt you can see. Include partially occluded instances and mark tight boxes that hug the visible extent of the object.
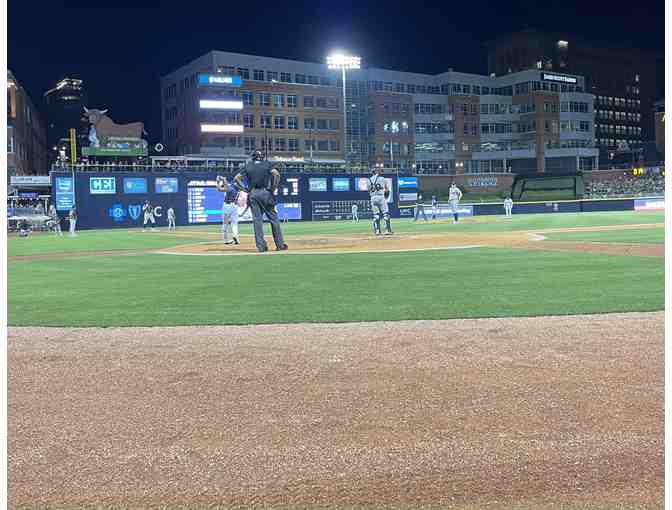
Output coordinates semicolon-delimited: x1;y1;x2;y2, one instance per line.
384;190;390;199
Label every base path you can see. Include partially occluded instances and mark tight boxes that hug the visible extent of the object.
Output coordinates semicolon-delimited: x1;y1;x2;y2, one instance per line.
9;312;663;509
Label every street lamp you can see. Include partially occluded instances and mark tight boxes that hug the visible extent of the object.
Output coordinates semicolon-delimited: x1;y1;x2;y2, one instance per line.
327;53;361;166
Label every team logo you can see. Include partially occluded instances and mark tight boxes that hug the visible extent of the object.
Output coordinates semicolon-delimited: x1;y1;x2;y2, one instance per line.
152;206;163;218
128;204;142;220
108;203;127;222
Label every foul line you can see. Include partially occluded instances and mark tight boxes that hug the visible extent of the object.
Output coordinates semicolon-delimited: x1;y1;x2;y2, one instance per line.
153;244;485;257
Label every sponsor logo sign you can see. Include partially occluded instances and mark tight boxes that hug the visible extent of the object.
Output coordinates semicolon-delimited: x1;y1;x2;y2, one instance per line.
468;177;498;188
90;177;116;194
634;198;665;211
542;73;577;84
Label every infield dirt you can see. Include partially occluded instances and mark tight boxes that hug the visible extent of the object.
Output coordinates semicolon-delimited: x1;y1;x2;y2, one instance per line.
8;311;663;509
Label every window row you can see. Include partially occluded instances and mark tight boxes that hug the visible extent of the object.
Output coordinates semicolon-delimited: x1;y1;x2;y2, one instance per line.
597;96;641;109
382;121;410;134
217;66;332;86
596;111;641;122
242;92;339;110
415;122;454;134
248;114;340;131
514;81;583;95
596;125;642;135
379;103;411;114
481;122;513;134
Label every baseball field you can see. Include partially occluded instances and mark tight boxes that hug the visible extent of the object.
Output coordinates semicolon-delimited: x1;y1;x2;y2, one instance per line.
7;210;665;509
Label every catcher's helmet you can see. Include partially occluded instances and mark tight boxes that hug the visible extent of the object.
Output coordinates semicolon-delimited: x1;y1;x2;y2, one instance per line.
251;150;264;161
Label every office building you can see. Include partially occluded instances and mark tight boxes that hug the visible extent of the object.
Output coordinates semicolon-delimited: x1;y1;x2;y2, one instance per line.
486;29;659;159
7;70;48;175
161;51;598;174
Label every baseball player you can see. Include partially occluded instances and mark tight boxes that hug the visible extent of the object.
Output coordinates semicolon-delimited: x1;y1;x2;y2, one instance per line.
368;167;393;235
48;205;63;236
351;203;359;222
167;207;176;230
503;196;514;217
414;193;428;221
216;175;241;245
68;206;77;237
431;196;438;220
449;183;463;224
142;200;155;231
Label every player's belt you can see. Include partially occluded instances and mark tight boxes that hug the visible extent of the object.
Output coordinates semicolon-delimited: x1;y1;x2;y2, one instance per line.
224;199;237;204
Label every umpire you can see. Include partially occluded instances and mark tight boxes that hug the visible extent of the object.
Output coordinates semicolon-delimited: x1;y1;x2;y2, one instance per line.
234;150;288;252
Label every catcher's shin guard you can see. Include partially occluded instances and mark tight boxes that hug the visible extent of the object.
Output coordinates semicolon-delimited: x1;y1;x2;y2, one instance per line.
373;213;381;234
383;212;392;233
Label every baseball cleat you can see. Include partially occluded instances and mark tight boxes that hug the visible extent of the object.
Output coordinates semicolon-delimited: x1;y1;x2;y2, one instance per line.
223;240;235;245
276;243;289;251
384;230;394;235
233;238;240;245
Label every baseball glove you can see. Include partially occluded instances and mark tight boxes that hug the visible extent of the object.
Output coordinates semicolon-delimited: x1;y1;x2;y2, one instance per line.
384;190;390;199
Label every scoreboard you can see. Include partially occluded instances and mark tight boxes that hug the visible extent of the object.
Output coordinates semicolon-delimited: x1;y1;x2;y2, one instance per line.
312;200;373;220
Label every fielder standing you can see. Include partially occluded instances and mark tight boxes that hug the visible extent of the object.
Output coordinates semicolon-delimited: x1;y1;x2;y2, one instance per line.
68;206;77;237
234;150;287;252
449;182;463;224
216;175;241;245
48;204;63;236
351;203;359;222
414;193;428;221
431;195;438;220
368;167;393;235
142;200;156;231
503;196;513;217
167;207;176;230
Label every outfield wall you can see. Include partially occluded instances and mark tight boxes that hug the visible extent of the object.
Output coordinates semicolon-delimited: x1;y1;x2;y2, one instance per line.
50;171;419;229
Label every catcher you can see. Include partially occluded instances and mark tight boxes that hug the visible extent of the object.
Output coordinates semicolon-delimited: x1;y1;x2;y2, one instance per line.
368;167;393;235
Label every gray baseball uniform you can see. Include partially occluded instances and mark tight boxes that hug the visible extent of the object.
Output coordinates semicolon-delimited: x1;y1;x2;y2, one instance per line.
368;173;392;234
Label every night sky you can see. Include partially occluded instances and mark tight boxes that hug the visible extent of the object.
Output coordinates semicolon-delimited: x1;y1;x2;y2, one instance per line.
8;0;665;144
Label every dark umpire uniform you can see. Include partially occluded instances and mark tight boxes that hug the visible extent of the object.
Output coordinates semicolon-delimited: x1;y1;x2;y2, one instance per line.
234;150;288;253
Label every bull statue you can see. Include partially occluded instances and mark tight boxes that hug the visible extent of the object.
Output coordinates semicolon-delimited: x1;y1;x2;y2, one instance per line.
83;107;145;147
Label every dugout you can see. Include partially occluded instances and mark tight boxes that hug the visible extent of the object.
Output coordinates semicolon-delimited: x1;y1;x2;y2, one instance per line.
511;172;584;201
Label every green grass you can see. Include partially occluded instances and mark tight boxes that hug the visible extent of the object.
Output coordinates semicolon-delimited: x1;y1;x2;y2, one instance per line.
7;211;664;327
8;247;663;327
7;229;206;257
545;228;665;245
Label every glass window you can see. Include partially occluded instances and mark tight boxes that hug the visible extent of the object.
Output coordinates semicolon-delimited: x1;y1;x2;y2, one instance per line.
244;136;256;152
295;74;306;84
274;137;286;151
253;69;264;81
243;113;254;128
304;96;314;108
320;76;331;86
267;71;278;82
470;104;478;115
328;119;339;130
308;75;319;85
316;119;328;130
326;97;339;109
273;94;284;108
274;116;285;129
287;94;297;108
280;72;292;83
329;140;340;151
288;138;299;152
316;97;328;108
317;140;329;151
243;91;254;106
236;68;249;80
287;116;298;129
260;93;271;107
304;118;314;129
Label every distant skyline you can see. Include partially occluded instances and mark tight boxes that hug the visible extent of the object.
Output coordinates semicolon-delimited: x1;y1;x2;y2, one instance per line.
9;0;665;143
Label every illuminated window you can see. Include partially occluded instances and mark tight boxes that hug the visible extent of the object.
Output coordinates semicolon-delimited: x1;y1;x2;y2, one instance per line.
557;40;568;49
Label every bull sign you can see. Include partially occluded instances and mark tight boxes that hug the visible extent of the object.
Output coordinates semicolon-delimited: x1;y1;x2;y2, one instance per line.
82;107;148;157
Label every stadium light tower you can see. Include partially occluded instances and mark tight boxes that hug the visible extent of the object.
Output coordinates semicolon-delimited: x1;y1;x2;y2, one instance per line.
327;53;360;165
